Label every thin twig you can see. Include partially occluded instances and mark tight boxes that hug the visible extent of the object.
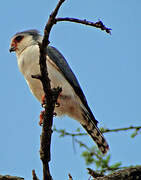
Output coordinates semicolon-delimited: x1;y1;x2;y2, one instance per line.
55;17;111;34
102;126;141;133
75;138;103;160
87;168;104;178
68;174;73;180
54;125;141;137
53;127;86;136
42;0;65;47
32;170;39;180
0;175;24;180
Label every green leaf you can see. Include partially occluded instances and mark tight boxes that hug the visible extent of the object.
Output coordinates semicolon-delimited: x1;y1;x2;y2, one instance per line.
131;131;138;138
81;151;94;165
59;129;66;137
110;162;122;169
76;128;80;132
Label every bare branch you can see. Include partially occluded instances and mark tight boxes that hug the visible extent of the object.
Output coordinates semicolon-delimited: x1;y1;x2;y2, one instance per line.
87;168;104;178
0;175;24;180
32;0;111;179
37;0;65;179
55;18;111;34
42;0;65;47
32;170;39;180
68;174;73;180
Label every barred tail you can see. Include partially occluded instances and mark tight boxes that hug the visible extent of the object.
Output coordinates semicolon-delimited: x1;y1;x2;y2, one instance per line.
82;123;109;154
81;109;109;154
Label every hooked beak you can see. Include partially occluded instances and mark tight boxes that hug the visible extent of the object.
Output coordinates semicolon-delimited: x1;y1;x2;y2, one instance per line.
9;46;16;52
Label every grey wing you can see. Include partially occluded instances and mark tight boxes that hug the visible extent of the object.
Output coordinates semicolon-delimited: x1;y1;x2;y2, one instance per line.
47;46;98;125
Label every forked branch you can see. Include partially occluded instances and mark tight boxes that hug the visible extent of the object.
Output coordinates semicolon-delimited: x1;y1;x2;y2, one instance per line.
35;0;65;179
32;0;111;179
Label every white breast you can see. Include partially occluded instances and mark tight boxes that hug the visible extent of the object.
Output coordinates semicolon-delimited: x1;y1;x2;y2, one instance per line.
16;45;85;121
17;45;75;102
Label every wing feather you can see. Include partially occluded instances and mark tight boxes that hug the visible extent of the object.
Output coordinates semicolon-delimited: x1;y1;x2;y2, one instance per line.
47;46;98;125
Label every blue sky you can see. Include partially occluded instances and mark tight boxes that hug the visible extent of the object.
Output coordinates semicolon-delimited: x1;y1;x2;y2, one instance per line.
0;0;140;179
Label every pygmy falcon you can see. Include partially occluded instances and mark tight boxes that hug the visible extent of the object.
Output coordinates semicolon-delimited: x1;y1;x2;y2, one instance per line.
9;30;109;154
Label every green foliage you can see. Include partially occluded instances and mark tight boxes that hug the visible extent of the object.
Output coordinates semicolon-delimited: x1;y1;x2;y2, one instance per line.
54;125;141;175
110;162;122;170
58;129;66;137
81;146;122;173
99;127;106;133
76;128;80;132
82;151;95;165
53;126;66;137
131;129;141;138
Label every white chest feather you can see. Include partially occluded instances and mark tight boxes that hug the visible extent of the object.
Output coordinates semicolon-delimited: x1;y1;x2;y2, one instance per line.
16;45;87;125
17;45;75;101
16;45;85;122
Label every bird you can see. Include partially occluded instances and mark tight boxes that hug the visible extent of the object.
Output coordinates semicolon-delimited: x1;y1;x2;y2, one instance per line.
9;29;109;154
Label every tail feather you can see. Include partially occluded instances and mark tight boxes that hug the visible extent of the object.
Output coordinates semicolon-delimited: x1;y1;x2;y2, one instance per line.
82;123;109;154
81;109;109;154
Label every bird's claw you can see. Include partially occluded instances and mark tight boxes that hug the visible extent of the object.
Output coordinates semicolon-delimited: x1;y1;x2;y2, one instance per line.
39;110;57;126
42;103;46;108
39;110;45;126
55;102;60;107
53;112;57;117
41;94;61;108
39;94;59;125
41;95;46;108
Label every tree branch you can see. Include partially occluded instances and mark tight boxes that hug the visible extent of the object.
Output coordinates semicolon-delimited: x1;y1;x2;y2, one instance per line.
32;170;39;180
32;0;111;179
41;0;65;47
34;0;65;179
68;174;73;180
55;18;111;34
54;125;141;137
0;175;24;180
88;166;141;180
102;125;141;133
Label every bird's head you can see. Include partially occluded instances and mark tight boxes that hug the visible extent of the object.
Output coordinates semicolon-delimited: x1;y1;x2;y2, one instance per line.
9;29;42;55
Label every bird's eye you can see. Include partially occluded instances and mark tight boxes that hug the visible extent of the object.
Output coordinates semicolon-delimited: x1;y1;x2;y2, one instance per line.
15;35;23;42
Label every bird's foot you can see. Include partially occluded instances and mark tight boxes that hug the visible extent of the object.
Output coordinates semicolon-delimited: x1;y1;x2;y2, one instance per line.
55;101;60;107
39;110;45;126
41;95;46;108
39;110;57;126
39;93;60;126
41;94;61;108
